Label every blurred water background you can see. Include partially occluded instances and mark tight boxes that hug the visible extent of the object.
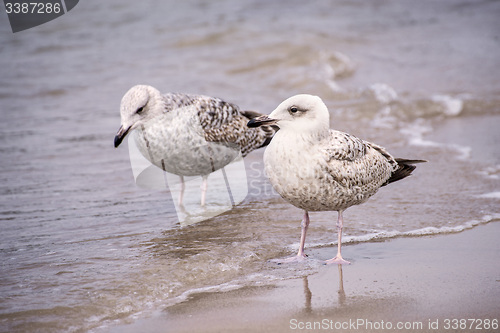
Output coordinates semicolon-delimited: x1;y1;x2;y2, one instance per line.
0;1;499;331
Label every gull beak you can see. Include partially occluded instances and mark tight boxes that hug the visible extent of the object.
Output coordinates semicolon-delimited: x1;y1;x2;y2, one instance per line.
247;115;278;128
114;125;131;148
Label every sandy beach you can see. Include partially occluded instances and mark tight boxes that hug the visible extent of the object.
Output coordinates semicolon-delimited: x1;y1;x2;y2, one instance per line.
108;222;500;333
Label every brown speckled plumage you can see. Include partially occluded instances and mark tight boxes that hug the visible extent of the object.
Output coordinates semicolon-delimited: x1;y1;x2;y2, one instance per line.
161;92;275;158
264;128;402;212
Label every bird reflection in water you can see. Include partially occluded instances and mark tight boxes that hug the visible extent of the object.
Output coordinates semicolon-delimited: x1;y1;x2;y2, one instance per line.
301;264;346;315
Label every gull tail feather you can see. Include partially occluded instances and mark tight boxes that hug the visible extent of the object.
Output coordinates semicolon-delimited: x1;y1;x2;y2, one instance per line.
383;158;427;186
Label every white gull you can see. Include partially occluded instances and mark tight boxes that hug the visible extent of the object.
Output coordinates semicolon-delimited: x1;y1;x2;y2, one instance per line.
248;94;425;264
114;85;276;206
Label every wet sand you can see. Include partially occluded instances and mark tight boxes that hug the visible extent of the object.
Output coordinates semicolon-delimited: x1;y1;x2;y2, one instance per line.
108;222;500;333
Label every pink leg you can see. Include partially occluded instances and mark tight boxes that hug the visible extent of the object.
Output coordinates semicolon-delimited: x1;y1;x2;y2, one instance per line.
200;175;208;207
271;211;310;264
178;176;185;207
325;210;351;265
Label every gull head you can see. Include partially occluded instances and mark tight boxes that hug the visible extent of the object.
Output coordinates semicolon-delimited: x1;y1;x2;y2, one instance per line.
114;85;164;148
247;94;330;134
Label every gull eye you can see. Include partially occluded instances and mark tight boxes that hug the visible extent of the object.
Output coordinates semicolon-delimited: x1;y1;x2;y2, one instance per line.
136;106;144;114
290;106;298;113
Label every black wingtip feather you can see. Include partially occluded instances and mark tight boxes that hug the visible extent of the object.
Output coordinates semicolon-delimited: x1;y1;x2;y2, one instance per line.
383;158;427;186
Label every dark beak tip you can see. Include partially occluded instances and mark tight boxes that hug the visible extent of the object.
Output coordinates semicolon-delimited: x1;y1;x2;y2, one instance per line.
114;135;122;148
247;116;275;128
114;125;131;148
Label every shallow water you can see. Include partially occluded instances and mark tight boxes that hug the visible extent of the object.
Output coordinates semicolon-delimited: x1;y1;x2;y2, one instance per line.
1;0;499;332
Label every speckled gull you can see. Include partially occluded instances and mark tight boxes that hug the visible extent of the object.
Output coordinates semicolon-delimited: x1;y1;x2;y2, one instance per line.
248;94;425;264
114;85;276;206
